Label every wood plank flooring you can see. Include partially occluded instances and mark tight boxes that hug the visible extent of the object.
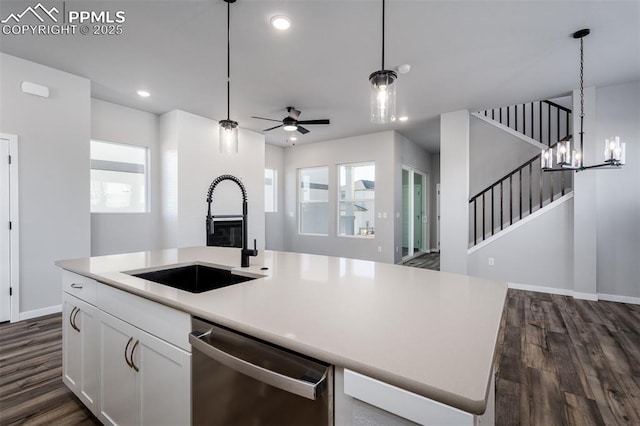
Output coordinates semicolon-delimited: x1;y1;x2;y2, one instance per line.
402;252;440;271
494;289;640;426
1;289;639;425
0;314;99;425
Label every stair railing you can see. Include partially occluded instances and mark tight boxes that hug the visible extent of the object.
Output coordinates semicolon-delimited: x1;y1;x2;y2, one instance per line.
469;140;573;246
479;100;572;147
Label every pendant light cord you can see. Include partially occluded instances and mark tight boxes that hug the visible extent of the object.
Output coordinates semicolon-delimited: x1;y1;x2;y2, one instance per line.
226;0;230;121
579;35;584;166
381;0;385;70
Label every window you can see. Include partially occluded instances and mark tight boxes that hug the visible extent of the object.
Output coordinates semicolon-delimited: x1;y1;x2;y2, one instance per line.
265;168;277;213
90;140;148;213
338;162;375;237
299;166;328;235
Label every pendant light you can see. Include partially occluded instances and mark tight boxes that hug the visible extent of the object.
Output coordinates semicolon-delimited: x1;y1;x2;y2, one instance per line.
369;0;397;124
542;29;626;172
219;0;238;154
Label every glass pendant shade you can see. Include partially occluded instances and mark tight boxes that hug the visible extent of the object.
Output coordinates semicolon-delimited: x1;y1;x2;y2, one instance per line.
604;136;626;164
219;119;238;154
370;70;397;124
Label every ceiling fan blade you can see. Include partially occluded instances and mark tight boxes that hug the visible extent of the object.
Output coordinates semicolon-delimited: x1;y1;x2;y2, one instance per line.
297;126;310;134
252;116;282;123
287;107;301;120
263;124;284;132
297;119;330;125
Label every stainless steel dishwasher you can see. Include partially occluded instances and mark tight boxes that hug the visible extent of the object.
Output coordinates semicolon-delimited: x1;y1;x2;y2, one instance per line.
190;317;333;426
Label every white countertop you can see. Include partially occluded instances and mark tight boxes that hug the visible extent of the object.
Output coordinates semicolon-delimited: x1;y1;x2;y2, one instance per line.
56;246;507;415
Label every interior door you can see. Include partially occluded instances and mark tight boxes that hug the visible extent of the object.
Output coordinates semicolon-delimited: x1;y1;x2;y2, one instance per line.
413;172;424;253
0;138;9;322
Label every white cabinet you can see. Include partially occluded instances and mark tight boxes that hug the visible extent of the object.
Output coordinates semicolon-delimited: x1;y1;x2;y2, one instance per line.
61;269;191;425
98;310;191;426
62;292;99;415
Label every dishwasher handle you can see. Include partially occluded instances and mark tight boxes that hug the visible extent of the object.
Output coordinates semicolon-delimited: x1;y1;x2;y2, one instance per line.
189;330;327;401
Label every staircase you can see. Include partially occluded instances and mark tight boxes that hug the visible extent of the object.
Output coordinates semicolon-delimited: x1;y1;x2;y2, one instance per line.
469;100;574;247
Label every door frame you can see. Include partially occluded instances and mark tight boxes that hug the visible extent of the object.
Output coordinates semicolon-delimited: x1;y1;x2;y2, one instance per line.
402;165;428;262
1;133;19;323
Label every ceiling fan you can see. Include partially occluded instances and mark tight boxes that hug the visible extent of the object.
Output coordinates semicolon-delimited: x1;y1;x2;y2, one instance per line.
252;107;330;135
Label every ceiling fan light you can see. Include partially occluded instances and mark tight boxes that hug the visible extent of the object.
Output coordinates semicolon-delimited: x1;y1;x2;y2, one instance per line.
219;119;238;154
370;70;397;124
283;124;298;132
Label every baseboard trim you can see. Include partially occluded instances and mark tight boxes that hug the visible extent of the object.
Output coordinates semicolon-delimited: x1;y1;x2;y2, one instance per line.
598;293;640;305
571;292;599;301
507;282;575;297
19;304;62;321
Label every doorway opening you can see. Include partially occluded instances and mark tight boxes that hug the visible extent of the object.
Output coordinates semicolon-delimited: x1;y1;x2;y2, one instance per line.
0;134;19;323
402;166;428;261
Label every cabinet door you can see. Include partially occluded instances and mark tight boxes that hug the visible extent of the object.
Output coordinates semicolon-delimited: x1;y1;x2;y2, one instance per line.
99;312;139;426
76;301;99;414
62;295;81;391
135;329;191;426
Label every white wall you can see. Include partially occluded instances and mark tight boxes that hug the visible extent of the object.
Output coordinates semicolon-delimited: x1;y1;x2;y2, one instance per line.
595;80;640;298
469;116;540;197
159;110;265;251
0;53;90;315
90;99;161;256
440;110;469;274
283;131;396;263
468;197;574;290
265;144;285;251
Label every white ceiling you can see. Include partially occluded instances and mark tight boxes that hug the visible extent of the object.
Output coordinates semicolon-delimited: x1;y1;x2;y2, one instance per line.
1;0;638;152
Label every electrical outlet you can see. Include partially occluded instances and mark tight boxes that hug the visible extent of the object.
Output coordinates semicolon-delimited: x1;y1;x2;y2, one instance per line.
378;246;382;253
395;246;399;252
383;212;387;219
488;257;495;266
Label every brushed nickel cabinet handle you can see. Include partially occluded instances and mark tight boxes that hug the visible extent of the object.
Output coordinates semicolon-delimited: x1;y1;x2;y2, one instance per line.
130;340;140;372
71;308;81;332
70;283;83;289
124;337;134;368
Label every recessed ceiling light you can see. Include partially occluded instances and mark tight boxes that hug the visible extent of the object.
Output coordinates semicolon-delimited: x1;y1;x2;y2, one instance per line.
137;90;150;97
290;137;297;141
270;15;291;31
399;116;409;122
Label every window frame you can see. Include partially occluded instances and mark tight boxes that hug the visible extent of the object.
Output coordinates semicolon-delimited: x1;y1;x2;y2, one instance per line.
337;161;376;239
90;139;150;214
264;168;278;213
298;165;329;236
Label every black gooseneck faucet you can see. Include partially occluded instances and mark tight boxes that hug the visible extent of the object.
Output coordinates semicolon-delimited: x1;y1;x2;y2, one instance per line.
206;175;258;267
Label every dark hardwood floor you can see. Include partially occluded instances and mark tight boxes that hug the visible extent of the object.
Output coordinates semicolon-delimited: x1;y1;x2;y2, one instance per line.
402;252;440;271
0;314;99;425
1;290;639;425
494;289;640;426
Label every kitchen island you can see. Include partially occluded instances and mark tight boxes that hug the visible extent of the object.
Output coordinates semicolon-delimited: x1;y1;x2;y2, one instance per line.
56;246;507;425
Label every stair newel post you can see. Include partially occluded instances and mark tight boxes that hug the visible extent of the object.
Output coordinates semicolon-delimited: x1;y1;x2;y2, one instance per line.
473;198;477;245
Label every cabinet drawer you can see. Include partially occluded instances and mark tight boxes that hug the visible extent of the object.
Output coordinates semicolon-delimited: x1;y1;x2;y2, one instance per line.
63;271;97;305
97;283;191;352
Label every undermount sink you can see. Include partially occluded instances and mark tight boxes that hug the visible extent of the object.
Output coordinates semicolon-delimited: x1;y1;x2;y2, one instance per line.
129;264;256;293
